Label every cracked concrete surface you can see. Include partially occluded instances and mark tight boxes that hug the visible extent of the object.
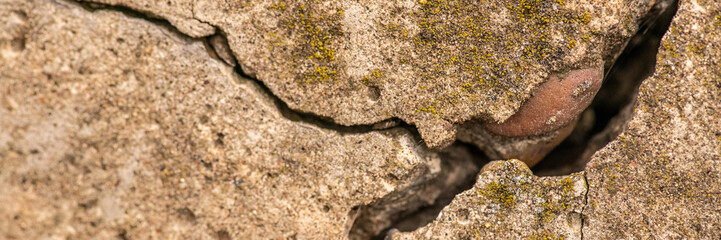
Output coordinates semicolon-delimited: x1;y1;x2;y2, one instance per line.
582;0;721;237
395;0;721;238
1;0;720;239
393;160;587;239
0;1;474;238
79;0;655;150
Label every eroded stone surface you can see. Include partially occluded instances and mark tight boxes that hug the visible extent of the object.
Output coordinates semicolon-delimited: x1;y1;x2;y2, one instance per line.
0;1;469;238
82;0;654;148
392;160;586;240
2;0;719;239
583;0;721;238
382;1;721;238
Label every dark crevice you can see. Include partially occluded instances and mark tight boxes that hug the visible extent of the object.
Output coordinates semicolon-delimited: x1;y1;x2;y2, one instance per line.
580;172;590;239
348;142;488;240
233;64;423;138
61;0;679;238
532;0;679;176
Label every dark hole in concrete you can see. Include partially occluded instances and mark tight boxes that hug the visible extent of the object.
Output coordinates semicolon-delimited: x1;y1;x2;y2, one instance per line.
532;0;679;176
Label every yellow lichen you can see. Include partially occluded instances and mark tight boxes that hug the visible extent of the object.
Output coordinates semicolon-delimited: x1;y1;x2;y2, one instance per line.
479;182;516;208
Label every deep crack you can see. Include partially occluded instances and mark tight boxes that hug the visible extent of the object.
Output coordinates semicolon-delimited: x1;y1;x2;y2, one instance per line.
67;2;459;239
532;0;680;176
62;0;680;238
580;172;590;239
348;142;487;240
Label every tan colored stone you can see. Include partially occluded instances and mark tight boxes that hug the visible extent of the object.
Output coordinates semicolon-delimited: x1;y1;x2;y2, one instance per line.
0;1;472;238
583;0;721;237
392;160;586;240
81;0;655;149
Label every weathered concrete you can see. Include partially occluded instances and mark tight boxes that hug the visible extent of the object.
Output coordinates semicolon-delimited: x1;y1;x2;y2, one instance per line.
2;0;720;239
0;1;475;238
393;160;586;239
82;0;654;151
395;0;721;238
583;0;721;237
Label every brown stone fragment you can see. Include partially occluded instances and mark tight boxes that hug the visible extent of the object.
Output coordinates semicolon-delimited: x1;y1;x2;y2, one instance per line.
485;67;603;137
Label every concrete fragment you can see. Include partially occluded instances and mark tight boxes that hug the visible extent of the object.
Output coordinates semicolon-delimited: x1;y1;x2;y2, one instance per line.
208;33;236;66
82;0;655;150
485;67;603;137
583;0;721;237
392;160;587;240
460;66;603;166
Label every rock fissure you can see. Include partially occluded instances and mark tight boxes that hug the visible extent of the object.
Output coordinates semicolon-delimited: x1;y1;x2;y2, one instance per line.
532;0;680;176
4;0;721;239
67;2;485;239
347;143;487;240
68;0;679;237
580;172;590;240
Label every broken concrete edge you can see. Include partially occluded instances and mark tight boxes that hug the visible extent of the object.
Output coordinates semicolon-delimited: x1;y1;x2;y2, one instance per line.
39;1;481;238
76;0;660;151
348;143;484;239
78;0;216;38
390;159;589;239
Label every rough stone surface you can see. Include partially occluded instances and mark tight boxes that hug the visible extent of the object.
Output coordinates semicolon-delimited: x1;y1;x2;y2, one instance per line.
386;0;721;238
82;0;654;149
2;0;721;239
0;1;474;238
583;0;721;238
392;160;587;240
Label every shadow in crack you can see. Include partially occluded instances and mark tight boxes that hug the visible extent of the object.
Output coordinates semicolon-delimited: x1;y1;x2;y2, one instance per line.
532;0;679;176
348;142;488;240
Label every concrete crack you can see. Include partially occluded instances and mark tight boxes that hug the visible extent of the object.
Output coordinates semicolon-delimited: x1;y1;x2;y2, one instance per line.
580;172;589;239
59;0;679;239
531;0;680;176
72;0;420;138
64;2;481;239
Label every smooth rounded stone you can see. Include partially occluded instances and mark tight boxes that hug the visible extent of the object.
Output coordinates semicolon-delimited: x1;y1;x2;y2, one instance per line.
583;0;721;238
392;160;587;240
459;66;603;167
0;1;474;239
484;67;603;137
82;0;655;149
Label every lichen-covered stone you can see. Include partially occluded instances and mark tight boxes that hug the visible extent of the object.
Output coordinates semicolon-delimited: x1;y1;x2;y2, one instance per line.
583;0;721;238
392;160;587;240
3;0;719;239
0;1;472;238
81;0;654;149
